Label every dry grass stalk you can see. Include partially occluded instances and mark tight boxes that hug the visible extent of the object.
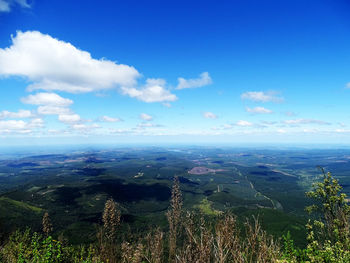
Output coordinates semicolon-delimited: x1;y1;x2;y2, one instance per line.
167;176;183;262
121;241;134;263
99;198;122;263
177;212;212;263
102;198;121;242
214;214;242;263
144;227;164;263
243;216;280;263
42;212;53;236
121;241;144;263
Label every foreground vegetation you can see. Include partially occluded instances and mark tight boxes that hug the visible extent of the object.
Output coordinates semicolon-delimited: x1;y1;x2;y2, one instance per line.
1;170;350;262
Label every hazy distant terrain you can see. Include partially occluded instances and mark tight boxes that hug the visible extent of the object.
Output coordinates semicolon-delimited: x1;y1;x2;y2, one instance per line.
1;146;350;246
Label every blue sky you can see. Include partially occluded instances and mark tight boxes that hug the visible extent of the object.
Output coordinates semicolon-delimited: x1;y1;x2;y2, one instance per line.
1;0;350;145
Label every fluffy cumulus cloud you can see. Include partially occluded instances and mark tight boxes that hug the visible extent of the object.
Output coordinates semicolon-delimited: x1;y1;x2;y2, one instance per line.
0;109;34;118
121;78;177;103
140;113;153;121
0;31;140;93
202;111;217;119
21;93;73;106
0;118;44;134
0;31;182;104
0;120;27;131
0;0;30;12
283;119;330;126
246;106;272;114
176;72;212;90
241;91;283;103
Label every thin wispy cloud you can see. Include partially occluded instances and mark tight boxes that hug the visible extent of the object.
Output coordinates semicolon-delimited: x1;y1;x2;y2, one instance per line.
202;111;217;119
211;124;233;130
236;120;253;127
0;109;34;119
241;91;284;103
99;116;122;122
58;114;81;124
37;106;71;116
176;72;212;90
284;111;296;117
0;0;30;12
283;119;331;125
140;113;153;121
137;122;163;128
246;106;273;114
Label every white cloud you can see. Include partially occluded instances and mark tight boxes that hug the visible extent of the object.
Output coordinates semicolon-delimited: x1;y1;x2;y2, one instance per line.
283;119;330;125
202;111;217;119
261;121;277;126
176;72;212;90
71;124;87;130
71;123;101;132
21;92;73;106
58;114;81;124
0;0;30;12
28;118;44;128
284;111;296;116
236;120;253;127
162;102;172;108
0;31;140;93
99;116;121;122
0;0;10;12
47;129;60;134
277;129;287;134
0;118;44;134
246;106;273;114
0;109;33;118
302;128;319;133
241;91;283;103
137;122;162;128
37;105;71;115
121;78;177;103
109;128;132;134
1;31;180;105
211;124;233;130
335;129;350;133
140;113;153;121
0;120;27;130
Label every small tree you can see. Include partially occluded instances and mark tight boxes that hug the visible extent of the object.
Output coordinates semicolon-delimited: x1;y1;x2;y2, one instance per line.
305;168;350;262
42;212;53;236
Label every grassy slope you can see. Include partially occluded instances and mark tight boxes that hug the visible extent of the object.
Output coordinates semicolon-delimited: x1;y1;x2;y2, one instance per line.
0;197;43;234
